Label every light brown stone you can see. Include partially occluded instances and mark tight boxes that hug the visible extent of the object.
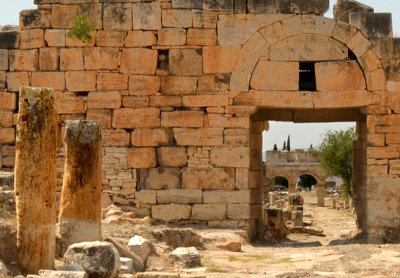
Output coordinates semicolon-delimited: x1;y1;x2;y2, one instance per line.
39;48;59;71
132;3;161;30
97;73;128;91
0;128;15;144
236;168;249;190
227;204;249;220
103;129;130;147
87;91;121;109
15;87;58;274
60;48;83;71
150;96;182;107
0;111;13;127
31;72;65;91
55;92;86;114
152;204;191;222
157;189;202;204
210;147;250;168
45;29;66;47
7;72;30;92
192;204;226;221
129;75;160;96
157;147;187;167
84;48;119;70
131;129;173;147
251;61;299;91
141;168;181;190
208;114;249;128
182;168;235;190
86;110;112;129
162;9;192;28
19;29;45;49
103;3;132;31
127;148;156;168
193;10;217;28
96;31;126;47
66;71;96;92
173;128;223;146
198;74;230;94
125;31;156;47
161;111;204;128
10;50;39;72
182;95;229;107
187;29;217;46
169;49;202;76
161;76;197;95
203;46;241;74
121;48;157;75
122;96;149;108
158;28;186;46
113;108;160;129
58;121;102;252
203;190;256;204
135;190;156;205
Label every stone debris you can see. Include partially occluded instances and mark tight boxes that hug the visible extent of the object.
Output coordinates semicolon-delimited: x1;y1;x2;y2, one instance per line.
215;240;241;252
120;257;133;274
168;247;201;268
128;235;152;263
0;171;13;190
0;259;7;276
151;228;205;249
104;237;144;272
64;241;120;278
37;270;88;278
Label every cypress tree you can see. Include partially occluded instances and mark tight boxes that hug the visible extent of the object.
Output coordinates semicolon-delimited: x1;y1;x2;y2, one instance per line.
287;135;291;151
273;144;278;151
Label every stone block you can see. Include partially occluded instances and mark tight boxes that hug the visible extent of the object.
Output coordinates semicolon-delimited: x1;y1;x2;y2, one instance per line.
236;168;249;190
386;134;400;144
227;204;249;219
187;29;217;46
60;48;83;71
157;189;202;204
161;111;204;128
192;204;226;221
0;31;19;49
121;48;157;75
103;3;132;31
315;61;366;91
141;168;181;190
162;9;192;28
210;147;250;168
203;46;241;74
224;128;249;146
152;204;191;222
169;49;202;76
19;29;45;49
45;29;65;47
0;50;8;71
66;71;96;92
39;48;59;71
129;75;160;96
87;91;121;109
160;76;197;95
52;4;102;29
84;47;119;70
127;148;157;168
182;95;229;107
0;128;15;144
131;129;173;147
125;31;156;47
132;3;161;30
123;96;149;108
368;147;400;160
0;72;5;90
10;49;38;71
7;72;30;92
247;0;329;15
20;9;51;30
97;73;128;91
182;167;235;190
150;96;182;107
157;147;187;167
193;10;217;28
135;190;156;205
332;21;357;44
86;110;112;129
203;190;257;204
347;31;372;57
333;0;374;23
113;108;160;129
158;29;186;46
207;114;249;128
96;31;126;47
350;13;392;39
66;30;96;47
31;72;65;91
103;129;130;147
250;61;299;91
55;92;86;114
198;74;230;94
0;111;13;127
173;128;223;146
366;69;387;91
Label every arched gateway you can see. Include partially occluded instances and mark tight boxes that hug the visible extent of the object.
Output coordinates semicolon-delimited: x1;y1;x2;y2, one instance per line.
0;0;399;242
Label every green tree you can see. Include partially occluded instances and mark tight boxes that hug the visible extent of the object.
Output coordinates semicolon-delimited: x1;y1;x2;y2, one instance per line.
283;141;287;150
287;135;291;151
275;176;289;187
273;144;278;151
298;174;317;189
319;127;356;198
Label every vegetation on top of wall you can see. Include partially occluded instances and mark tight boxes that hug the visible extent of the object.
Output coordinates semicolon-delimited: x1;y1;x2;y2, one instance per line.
67;15;95;43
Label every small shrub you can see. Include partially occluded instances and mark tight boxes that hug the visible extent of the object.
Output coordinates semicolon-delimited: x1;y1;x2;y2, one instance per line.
67;15;95;43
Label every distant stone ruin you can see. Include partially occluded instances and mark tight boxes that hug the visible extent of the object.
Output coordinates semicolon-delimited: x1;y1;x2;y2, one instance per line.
0;0;399;243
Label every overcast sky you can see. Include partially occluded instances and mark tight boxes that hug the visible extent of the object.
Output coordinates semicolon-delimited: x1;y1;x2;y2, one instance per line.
0;1;398;150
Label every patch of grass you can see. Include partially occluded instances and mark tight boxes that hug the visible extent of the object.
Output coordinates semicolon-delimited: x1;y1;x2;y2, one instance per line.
228;255;269;263
272;257;293;264
207;267;229;273
395;255;400;258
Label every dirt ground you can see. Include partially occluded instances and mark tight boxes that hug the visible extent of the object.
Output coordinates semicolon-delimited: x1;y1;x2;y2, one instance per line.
104;192;400;278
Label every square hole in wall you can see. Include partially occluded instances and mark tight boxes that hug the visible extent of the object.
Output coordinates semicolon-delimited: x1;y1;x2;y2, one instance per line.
299;62;316;91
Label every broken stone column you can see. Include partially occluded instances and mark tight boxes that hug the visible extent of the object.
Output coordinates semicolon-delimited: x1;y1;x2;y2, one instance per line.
58;120;102;251
15;87;59;274
317;184;325;207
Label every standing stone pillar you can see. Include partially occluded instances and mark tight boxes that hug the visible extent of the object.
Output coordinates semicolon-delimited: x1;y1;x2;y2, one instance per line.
58;120;102;251
15;87;59;274
317;184;325;207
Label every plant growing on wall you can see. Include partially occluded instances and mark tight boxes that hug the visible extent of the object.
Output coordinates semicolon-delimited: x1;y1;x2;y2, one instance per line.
67;15;95;43
273;144;278;151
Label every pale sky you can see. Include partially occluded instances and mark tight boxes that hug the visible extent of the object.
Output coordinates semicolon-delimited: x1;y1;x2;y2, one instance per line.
0;1;398;150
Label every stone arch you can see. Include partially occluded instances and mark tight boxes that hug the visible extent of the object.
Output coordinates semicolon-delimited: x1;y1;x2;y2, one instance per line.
230;15;387;95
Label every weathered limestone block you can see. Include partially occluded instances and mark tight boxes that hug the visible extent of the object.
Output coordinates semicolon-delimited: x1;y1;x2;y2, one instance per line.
247;0;329;15
182;168;235;190
203;190;258;204
51;4;102;30
66;71;96;92
172;0;234;12
161;111;204;128
60;48;83;71
103;3;132;31
31;72;65;91
152;204;191;221
157;189;202;204
10;49;39;71
192;204;226;220
140;168;181;190
122;96;149;108
132;3;161;30
98;73;128;91
15;87;58;274
315;61;366;91
162;9;193;28
102;129;130;147
158;28;186;46
0;50;8;70
113;108;160;129
169;49;203;76
250;61;299;91
120;48;158;75
0;31;20;49
135;190;156;205
198;74;230;94
157;147;187;167
182;95;229;107
58;121;102;251
128;75;160;96
20;9;50;30
45;29;65;47
193;10;217;28
0;72;6;91
161;76;197;95
19;29;45;49
84;48;119;70
349;13;393;39
210;147;250;168
168;247;201;268
39;48;59;71
131;128;173;147
269;34;348;62
187;28;217;46
203;46;240;74
125;31;157;47
0;111;13;127
334;0;374;23
227;204;251;219
0;128;15;144
96;31;126;47
55;92;86;114
173;128;223;146
127;148;156;168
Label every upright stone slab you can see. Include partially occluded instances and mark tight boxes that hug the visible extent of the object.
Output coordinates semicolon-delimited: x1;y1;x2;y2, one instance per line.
58;120;102;250
317;184;325;207
15;87;58;275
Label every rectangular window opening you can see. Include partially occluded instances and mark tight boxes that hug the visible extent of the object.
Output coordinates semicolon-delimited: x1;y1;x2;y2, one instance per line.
299;62;316;91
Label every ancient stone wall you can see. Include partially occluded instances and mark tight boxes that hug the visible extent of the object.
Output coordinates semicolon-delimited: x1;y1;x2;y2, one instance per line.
0;0;399;241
